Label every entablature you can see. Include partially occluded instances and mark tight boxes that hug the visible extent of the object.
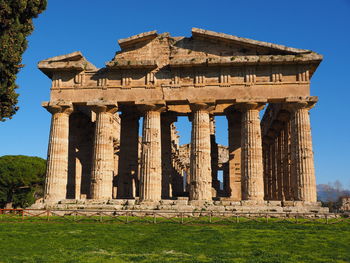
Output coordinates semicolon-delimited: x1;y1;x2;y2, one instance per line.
39;28;322;105
43;96;317;117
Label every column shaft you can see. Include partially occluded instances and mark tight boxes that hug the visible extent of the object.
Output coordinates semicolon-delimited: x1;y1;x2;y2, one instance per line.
226;110;242;200
271;138;278;200
190;104;212;200
262;142;269;200
267;143;274;200
283;122;291;200
90;106;116;199
140;108;162;201
290;104;317;202
240;104;264;201
117;112;139;198
277;131;284;200
44;105;72;202
210;116;220;196
161;114;176;199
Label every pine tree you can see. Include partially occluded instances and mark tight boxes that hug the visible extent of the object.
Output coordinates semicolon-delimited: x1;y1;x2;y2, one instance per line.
0;0;46;121
0;155;46;208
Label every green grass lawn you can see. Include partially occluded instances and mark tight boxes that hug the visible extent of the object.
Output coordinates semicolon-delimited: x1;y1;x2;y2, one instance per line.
0;219;349;263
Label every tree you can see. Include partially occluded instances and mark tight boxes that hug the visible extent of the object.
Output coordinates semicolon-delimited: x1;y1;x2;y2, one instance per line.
0;155;46;208
0;0;46;121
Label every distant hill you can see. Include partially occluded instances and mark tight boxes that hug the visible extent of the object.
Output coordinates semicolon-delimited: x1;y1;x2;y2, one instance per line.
317;183;350;202
218;182;350;202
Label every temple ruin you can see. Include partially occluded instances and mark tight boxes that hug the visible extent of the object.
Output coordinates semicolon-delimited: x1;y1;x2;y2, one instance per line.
37;28;326;212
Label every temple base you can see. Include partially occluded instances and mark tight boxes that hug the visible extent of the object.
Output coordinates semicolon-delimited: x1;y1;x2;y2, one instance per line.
30;199;329;214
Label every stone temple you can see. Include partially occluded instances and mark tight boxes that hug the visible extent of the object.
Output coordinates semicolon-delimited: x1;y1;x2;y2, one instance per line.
36;28;326;212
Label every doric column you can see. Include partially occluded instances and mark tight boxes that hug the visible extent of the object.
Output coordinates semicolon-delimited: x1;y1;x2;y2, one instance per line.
189;103;214;201
90;104;118;200
239;103;265;201
210;115;220;196
139;104;165;201
43;103;73;202
271;137;278;200
117;109;140;198
277;130;284;200
289;102;317;202
112;114;121;199
161;112;177;199
225;108;242;200
283;121;292;200
262;136;273;200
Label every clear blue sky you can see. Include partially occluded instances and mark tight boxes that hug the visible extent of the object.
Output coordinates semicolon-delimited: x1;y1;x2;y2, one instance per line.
0;0;349;187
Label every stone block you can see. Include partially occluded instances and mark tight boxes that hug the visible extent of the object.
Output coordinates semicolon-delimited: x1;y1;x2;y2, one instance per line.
174;200;188;205
241;200;265;206
159;200;175;205
59;199;77;204
126;200;137;205
220;201;232;206
188;200;213;207
205;205;226;212
267;201;282;206
282;201;294;207
108;199;127;205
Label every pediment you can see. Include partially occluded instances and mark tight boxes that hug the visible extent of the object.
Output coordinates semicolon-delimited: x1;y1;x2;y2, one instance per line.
107;28;322;69
38;51;97;78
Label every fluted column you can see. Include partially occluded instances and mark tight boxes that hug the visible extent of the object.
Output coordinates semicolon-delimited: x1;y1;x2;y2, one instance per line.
139;104;164;201
161;113;177;199
210;115;220;196
239;103;265;201
90;104;118;200
117;109;140;198
277;130;284;200
262;136;273;200
268;142;274;200
289;102;317;202
225;108;242;200
43;103;73;202
283;121;292;200
189;103;214;201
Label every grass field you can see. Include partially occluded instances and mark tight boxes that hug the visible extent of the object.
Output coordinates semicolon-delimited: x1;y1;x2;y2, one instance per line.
0;219;349;263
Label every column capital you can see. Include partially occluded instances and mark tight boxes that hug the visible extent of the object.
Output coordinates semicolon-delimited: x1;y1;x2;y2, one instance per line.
87;103;118;114
189;102;215;112
119;106;140;118
224;106;242;121
137;103;166;113
235;102;265;111
262;135;275;145
161;111;178;124
42;101;73;115
283;99;317;112
285;101;316;112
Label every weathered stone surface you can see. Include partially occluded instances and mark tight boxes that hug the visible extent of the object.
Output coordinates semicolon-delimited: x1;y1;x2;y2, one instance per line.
139;105;165;201
89;104;118;200
225;108;242;200
289;103;317;202
43;103;73;202
340;197;350;211
117;110;139;198
239;103;265;201
189;103;213;201
38;29;324;213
